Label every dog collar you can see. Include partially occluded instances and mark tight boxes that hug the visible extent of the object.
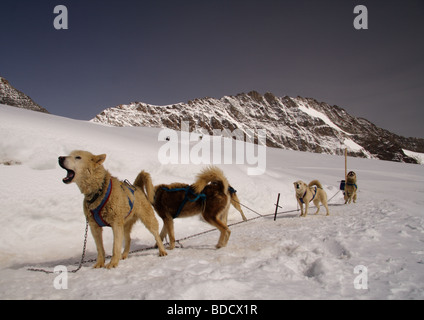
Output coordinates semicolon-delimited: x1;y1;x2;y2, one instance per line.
86;178;109;205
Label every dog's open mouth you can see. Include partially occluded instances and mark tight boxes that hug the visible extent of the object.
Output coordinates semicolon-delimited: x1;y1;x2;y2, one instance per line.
59;156;75;184
62;169;75;184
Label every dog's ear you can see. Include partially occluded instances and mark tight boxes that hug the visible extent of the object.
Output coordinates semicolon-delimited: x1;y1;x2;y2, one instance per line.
93;154;106;166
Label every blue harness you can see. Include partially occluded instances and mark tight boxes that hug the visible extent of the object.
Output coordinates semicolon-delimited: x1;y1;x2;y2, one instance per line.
346;183;358;190
90;179;135;227
161;186;206;219
161;185;237;219
340;180;357;193
300;186;317;204
343;182;358;196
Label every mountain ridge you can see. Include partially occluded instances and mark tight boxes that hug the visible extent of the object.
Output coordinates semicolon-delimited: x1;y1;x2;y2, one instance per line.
91;90;424;164
0;76;49;114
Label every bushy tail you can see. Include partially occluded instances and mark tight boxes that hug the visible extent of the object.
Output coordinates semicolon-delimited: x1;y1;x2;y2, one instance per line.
308;180;323;189
192;166;229;195
193;166;247;221
134;171;154;204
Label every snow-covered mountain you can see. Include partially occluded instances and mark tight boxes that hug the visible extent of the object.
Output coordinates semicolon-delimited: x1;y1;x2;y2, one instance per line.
0;76;49;114
92;91;424;164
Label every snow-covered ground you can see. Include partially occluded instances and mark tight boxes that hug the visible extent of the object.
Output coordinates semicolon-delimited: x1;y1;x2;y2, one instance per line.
0;104;423;300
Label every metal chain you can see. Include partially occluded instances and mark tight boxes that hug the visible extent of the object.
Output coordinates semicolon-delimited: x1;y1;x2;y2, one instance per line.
27;189;342;274
28;218;89;274
69;218;89;273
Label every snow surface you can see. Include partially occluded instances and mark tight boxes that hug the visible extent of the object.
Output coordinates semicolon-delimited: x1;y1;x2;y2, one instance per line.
344;138;373;159
403;149;424;165
1;104;424;300
296;99;350;136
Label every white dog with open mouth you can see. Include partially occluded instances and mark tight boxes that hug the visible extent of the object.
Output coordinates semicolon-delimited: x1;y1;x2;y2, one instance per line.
59;150;167;269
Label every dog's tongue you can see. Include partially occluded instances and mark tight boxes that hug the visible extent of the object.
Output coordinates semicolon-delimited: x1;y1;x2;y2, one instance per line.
63;169;75;184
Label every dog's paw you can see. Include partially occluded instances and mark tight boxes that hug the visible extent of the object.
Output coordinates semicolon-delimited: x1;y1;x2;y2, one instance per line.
93;261;105;269
106;261;119;269
216;241;228;249
159;250;168;257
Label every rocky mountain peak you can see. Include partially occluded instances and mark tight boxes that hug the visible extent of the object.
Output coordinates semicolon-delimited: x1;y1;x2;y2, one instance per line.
0;76;49;114
91;91;424;164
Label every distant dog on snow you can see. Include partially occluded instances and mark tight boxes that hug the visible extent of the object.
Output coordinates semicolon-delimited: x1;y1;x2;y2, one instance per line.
344;171;358;204
135;166;246;250
59;150;167;269
293;180;329;217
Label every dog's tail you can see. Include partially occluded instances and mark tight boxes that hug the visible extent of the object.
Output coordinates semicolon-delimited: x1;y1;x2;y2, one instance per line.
308;180;323;189
133;171;155;204
192;166;229;195
193;166;247;221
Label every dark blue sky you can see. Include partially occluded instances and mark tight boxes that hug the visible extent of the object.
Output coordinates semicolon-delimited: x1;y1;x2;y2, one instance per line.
1;0;423;138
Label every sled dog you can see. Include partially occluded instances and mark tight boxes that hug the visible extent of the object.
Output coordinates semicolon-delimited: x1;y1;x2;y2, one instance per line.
135;166;247;249
59;150;167;269
293;180;329;217
344;171;358;204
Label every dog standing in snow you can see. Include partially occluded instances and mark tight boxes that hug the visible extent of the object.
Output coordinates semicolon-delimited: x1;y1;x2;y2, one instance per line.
344;171;358;204
136;166;246;250
293;180;330;217
59;150;167;269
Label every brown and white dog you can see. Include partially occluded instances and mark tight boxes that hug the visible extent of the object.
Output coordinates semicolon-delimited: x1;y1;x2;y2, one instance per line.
293;180;330;217
59;150;167;269
344;171;358;204
135;166;246;250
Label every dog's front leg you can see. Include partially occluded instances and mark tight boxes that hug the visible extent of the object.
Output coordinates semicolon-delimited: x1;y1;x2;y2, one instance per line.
122;219;135;260
297;199;304;217
303;202;309;217
164;217;176;250
90;223;105;268
107;223;124;269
